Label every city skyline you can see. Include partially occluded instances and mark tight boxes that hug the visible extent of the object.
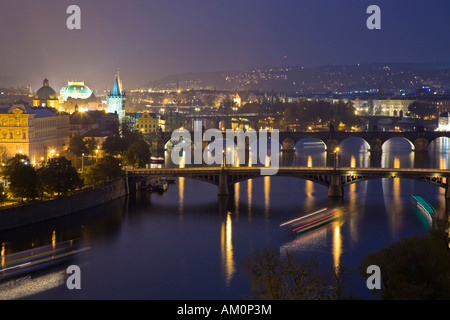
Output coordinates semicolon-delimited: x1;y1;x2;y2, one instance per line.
0;0;449;90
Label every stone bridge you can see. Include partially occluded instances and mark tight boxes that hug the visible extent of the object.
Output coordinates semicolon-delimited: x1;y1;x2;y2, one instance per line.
153;130;450;153
126;166;450;199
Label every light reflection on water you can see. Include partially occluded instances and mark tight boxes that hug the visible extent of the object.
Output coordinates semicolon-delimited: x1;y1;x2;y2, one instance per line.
0;137;448;300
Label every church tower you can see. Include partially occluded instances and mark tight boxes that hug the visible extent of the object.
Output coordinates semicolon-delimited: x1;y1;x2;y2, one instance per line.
106;71;126;125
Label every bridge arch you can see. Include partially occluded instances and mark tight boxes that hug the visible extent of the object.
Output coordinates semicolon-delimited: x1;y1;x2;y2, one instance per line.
382;137;415;152
228;172;331;188
428;136;450;152
294;137;327;151
338;137;371;152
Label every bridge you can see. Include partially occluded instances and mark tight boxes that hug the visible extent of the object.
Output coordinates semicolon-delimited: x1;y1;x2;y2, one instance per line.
126;166;450;199
154;130;450;153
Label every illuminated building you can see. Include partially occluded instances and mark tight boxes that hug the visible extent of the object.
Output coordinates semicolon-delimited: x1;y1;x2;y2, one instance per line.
136;112;159;133
60;81;93;102
233;93;241;108
372;99;414;117
438;111;450;131
0;102;70;164
106;72;126;125
33;78;59;109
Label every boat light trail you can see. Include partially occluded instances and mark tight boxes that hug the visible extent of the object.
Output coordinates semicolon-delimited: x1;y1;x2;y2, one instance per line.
292;212;338;232
280;208;328;227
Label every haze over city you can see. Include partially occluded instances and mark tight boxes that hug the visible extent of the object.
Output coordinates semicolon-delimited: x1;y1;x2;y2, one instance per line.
1;0;450;90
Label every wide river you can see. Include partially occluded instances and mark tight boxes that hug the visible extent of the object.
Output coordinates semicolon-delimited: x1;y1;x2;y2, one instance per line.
0;137;449;300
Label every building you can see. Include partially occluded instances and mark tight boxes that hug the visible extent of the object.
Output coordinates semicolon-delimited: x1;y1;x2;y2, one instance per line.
87;111;119;134
33;78;60;109
106;72;126;125
124;112;142;131
136;112;159;134
69;106;99;135
0;102;70;164
233;93;241;108
371;99;414;117
438;111;450;131
60;81;93;102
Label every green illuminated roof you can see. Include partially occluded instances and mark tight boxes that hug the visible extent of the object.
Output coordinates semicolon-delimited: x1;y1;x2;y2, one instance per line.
66;84;92;94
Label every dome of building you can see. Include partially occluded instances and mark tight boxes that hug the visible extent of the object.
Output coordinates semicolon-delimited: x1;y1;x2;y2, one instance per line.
33;78;59;108
60;81;93;101
35;78;58;100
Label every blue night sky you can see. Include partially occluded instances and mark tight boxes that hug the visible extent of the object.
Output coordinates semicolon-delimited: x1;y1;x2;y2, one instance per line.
0;0;449;90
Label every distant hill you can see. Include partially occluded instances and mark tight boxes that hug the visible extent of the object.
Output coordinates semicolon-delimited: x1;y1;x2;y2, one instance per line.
144;62;450;93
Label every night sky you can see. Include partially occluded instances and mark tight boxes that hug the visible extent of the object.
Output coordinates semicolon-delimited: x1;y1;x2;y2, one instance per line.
0;0;449;90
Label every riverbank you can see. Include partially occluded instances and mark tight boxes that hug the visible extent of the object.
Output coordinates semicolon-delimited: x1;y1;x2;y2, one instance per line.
0;179;128;232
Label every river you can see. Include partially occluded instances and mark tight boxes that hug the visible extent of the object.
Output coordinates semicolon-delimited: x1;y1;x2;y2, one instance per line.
0;137;448;300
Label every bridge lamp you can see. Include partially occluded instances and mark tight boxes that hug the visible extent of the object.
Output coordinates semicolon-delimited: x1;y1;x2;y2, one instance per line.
334;147;340;169
222;150;226;168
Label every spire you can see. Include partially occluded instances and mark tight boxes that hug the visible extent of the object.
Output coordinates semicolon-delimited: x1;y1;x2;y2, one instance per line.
111;71;122;96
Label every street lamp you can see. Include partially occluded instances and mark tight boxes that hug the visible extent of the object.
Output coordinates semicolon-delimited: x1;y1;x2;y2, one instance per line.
95;149;99;162
334;147;340;170
81;153;85;172
222;149;226;169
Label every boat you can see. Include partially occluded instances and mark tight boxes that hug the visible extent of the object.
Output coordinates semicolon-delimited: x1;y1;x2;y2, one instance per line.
146;180;169;193
0;240;90;283
154;181;169;192
280;207;341;234
411;195;435;222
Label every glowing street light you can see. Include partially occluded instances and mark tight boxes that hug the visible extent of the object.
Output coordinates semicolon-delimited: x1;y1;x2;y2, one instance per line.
334;147;340;170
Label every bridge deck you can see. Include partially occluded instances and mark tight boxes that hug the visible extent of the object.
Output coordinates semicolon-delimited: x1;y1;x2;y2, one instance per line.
127;166;450;175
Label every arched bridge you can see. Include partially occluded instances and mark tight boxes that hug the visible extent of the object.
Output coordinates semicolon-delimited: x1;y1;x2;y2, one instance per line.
126;166;450;199
155;130;450;152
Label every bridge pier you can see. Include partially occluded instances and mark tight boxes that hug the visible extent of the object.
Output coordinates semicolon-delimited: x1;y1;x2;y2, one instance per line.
326;139;339;153
218;170;229;196
369;138;383;153
281;138;295;152
328;172;343;198
414;138;429;152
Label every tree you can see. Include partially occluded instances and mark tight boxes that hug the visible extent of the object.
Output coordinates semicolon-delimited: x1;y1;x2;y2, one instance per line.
2;154;38;202
38;156;81;197
359;225;450;300
83;155;123;185
331;100;360;128
102;135;124;156
241;246;346;300
0;184;8;205
123;140;151;168
68;133;89;157
84;137;98;156
408;101;436;119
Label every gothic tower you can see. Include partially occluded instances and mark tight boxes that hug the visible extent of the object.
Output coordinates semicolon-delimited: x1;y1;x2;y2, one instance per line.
106;71;126;125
